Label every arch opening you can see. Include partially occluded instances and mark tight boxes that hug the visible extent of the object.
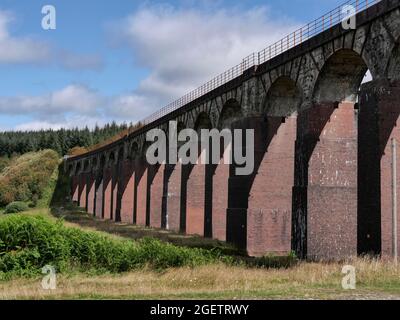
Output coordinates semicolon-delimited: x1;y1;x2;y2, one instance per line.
386;43;400;80
313;49;369;104
218;99;242;130
294;49;368;260
265;76;302;117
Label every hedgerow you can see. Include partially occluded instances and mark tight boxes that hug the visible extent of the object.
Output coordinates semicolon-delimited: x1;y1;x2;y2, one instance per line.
0;215;224;279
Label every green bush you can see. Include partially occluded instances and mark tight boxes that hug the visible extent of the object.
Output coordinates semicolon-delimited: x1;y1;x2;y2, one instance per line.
4;202;29;214
0;150;59;207
0;215;223;278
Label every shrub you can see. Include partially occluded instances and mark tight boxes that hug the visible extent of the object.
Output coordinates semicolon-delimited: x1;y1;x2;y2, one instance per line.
4;201;29;214
0;150;59;207
0;215;223;277
0;157;11;173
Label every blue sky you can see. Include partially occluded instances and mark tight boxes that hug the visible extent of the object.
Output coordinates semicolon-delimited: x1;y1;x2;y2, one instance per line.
0;0;344;131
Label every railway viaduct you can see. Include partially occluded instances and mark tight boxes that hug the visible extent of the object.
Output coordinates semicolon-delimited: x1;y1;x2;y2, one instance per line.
66;0;400;260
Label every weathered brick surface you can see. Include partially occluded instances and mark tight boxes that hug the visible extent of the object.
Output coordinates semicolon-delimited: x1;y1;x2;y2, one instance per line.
135;159;148;226
359;79;400;258
95;175;103;218
186;162;206;236
87;174;95;215
227;116;268;251
304;102;357;260
247;116;296;256
149;164;165;229
119;160;135;224
211;162;229;241
165;164;182;232
379;91;400;258
78;173;87;209
111;166;118;221
71;176;79;202
103;168;112;220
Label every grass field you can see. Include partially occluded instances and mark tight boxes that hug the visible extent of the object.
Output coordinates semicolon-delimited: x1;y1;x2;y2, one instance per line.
0;207;399;300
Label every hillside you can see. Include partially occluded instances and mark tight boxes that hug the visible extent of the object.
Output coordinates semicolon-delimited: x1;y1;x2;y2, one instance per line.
0;150;59;207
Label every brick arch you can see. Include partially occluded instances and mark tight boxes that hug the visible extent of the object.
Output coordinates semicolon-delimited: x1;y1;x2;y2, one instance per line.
107;150;116;167
92;157;98;169
75;161;82;174
164;120;187;232
218;98;242;130
177;121;186;132
313;49;369;104
386;42;400;80
129;141;139;159
67;163;74;176
265;76;302;117
292;48;367;259
361;15;398;80
117;146;124;160
194;111;212;132
99;154;106;167
83;159;90;172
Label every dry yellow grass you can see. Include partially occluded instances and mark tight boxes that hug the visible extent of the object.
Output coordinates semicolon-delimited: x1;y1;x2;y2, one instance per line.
1;259;399;300
1;208;399;300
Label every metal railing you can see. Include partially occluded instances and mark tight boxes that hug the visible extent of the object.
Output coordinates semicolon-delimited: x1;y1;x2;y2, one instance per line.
69;0;381;159
139;0;380;128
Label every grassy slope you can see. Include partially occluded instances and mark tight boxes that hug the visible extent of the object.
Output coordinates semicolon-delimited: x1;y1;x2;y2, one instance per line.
0;154;399;300
0;208;399;300
0;150;59;207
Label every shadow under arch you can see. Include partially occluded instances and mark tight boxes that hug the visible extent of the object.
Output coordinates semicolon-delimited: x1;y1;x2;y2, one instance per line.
134;140;153;227
313;48;369;104
114;146;126;222
164;121;186;232
180;112;213;237
293;48;370;260
201;98;244;241
146;129;168;230
386;42;400;81
357;41;400;257
265;76;302;117
92;154;106;219
218;99;243;130
226;76;302;255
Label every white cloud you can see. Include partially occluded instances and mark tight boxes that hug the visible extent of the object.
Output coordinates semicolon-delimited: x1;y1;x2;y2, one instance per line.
0;84;103;116
3;5;301;130
0;10;103;70
0;11;50;64
58;50;104;71
108;5;300;117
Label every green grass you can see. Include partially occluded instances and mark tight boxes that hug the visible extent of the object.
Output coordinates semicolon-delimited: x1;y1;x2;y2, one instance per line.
0;214;228;280
4;202;29;214
0;150;59;207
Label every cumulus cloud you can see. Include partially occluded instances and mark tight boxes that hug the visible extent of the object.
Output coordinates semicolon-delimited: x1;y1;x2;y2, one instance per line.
0;11;50;64
3;5;301;130
0;84;103;116
58;50;104;71
0;10;103;70
108;5;300;117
